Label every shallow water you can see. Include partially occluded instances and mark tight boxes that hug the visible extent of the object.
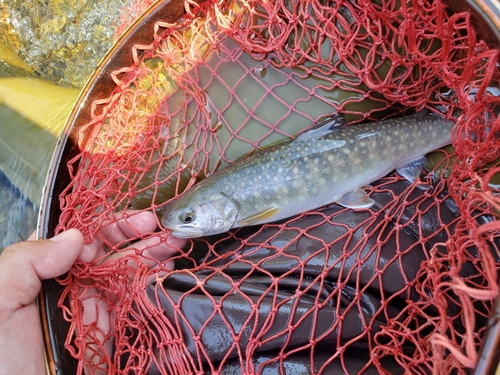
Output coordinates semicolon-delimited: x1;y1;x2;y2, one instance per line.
0;170;36;251
0;102;59;252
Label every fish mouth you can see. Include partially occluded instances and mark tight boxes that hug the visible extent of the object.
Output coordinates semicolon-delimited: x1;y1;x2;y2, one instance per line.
165;224;205;239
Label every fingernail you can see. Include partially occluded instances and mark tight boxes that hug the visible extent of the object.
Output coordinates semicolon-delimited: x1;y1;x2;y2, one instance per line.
50;229;76;242
79;244;94;262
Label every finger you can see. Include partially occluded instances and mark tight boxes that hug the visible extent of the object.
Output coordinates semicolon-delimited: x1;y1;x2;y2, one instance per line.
146;232;186;261
81;211;160;263
0;229;84;309
102;233;183;269
80;235;104;263
26;228;96;263
81;288;113;375
100;211;158;247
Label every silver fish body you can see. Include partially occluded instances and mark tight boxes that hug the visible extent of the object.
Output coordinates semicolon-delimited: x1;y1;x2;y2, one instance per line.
161;115;455;238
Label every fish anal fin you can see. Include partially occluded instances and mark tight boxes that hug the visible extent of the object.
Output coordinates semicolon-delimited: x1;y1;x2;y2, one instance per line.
397;157;427;184
337;188;375;209
239;206;280;226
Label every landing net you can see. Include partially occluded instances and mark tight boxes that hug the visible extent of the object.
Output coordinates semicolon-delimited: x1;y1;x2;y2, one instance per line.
54;1;500;374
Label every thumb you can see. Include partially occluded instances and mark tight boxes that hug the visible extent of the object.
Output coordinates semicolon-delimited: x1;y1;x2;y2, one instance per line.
0;229;84;310
32;229;85;279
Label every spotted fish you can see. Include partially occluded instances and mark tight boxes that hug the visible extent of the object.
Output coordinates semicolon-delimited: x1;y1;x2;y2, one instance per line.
161;114;455;238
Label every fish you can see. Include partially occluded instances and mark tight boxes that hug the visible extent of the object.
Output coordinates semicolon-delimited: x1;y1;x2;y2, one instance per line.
161;113;455;238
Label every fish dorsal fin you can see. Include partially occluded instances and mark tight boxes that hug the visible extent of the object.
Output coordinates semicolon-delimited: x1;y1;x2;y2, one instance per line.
295;114;345;142
238;206;280;226
396;157;426;184
337;188;375;209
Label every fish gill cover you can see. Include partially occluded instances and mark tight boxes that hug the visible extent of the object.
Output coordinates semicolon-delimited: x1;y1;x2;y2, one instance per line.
53;0;500;374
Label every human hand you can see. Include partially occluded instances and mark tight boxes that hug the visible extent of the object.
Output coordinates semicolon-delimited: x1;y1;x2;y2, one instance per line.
0;228;85;375
79;211;186;375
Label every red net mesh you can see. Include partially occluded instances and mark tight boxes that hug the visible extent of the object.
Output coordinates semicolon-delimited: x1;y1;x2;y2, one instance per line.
54;0;500;374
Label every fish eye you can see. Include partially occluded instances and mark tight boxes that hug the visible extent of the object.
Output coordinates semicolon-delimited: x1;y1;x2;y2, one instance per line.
179;210;195;224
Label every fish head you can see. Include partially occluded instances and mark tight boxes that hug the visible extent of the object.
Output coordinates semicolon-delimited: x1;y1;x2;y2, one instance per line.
161;193;239;238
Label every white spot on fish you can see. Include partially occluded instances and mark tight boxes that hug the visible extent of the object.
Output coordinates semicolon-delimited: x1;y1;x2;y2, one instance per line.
328;154;334;162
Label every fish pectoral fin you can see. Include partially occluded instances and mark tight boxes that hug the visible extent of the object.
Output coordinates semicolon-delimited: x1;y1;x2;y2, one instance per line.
239;207;280;226
396;157;427;184
337;188;375;209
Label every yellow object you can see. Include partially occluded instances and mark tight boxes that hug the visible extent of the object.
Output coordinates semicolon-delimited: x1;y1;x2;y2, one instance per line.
0;77;79;206
0;44;32;71
0;77;79;136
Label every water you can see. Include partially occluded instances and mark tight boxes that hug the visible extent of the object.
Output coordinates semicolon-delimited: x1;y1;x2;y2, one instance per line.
3;0;131;87
0;170;36;251
0;102;61;252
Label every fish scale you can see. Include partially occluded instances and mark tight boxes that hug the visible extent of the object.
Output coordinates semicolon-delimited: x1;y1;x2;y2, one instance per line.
161;114;455;238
